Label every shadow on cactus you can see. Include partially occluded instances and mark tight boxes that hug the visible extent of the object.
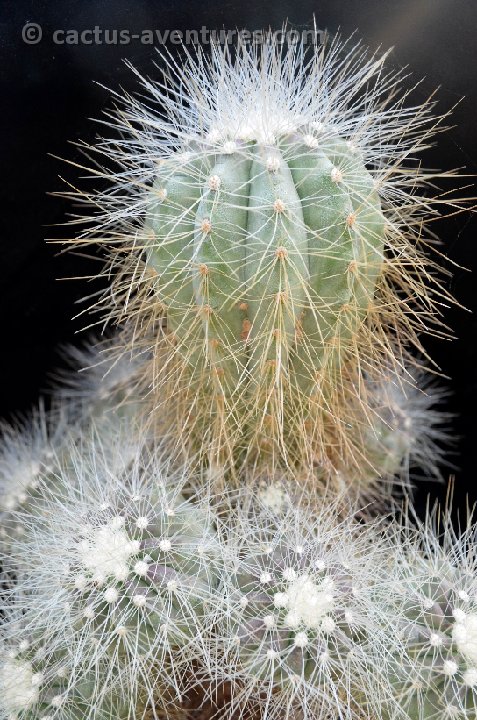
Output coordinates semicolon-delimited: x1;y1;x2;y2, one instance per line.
59;29;464;494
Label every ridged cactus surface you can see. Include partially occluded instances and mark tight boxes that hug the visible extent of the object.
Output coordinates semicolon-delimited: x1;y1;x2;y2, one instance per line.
147;130;384;376
144;128;385;466
0;649;131;720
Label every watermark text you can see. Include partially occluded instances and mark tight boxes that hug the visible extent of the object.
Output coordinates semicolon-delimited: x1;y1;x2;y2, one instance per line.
22;24;327;47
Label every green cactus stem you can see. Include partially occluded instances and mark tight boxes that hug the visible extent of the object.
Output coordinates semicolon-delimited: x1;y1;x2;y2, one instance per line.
145;125;385;469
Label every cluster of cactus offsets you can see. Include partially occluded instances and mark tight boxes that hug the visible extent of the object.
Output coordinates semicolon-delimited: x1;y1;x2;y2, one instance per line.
1;27;474;720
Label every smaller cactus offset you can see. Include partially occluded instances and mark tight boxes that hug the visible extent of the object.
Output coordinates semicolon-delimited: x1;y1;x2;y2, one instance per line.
0;423;220;719
54;338;149;425
207;494;412;719
0;402;70;548
0;633;134;720
342;368;450;500
385;509;477;719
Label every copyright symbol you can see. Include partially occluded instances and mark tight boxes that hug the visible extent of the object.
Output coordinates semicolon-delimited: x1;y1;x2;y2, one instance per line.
22;22;42;44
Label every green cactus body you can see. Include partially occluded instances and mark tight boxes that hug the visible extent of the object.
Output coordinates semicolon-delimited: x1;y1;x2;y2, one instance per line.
284;133;385;380
1;489;218;719
145;154;205;358
192;151;251;391
232;555;351;685
145;127;385;461
386;573;477;719
218;522;399;719
67;490;217;653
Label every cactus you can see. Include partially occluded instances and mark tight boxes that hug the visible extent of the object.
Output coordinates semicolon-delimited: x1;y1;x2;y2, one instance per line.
208;493;411;719
0;402;69;548
62;33;459;491
384;509;477;719
146;130;384;383
341;368;450;500
0;424;220;718
0;639;134;720
144;127;385;469
1;25;470;720
0;351;150;551
54;338;149;426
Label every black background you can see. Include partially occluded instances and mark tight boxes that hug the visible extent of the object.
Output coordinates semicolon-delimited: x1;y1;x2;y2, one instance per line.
1;0;476;516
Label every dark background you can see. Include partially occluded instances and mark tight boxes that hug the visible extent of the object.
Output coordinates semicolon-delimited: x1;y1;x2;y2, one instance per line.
1;0;476;516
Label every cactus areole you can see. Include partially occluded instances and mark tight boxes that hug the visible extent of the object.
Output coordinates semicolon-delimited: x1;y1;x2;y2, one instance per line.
144;127;385;456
